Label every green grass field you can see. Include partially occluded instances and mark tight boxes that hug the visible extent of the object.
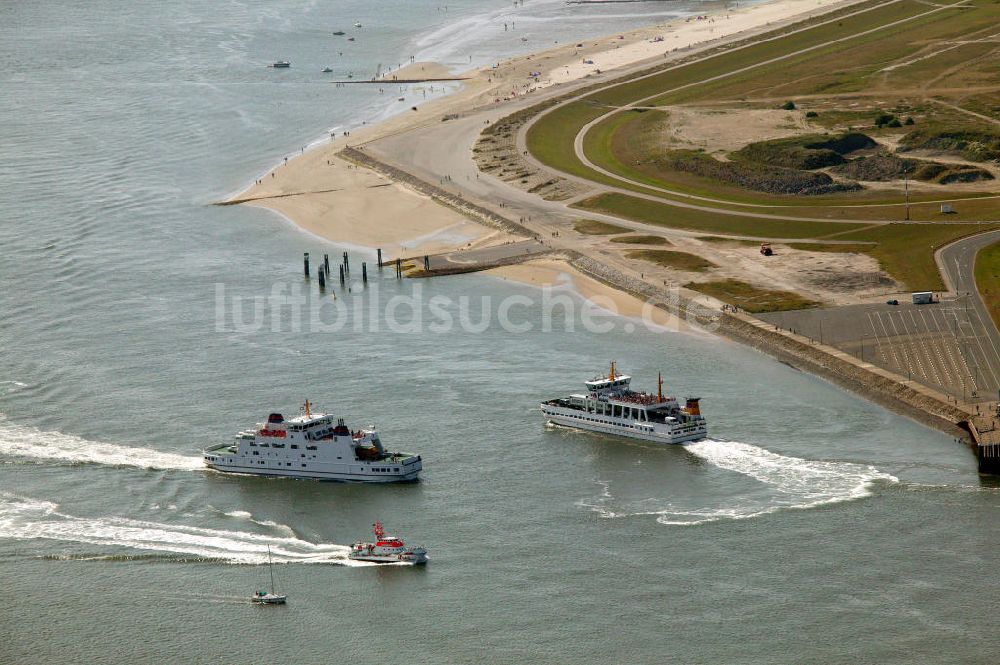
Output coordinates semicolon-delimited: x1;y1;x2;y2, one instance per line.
792;223;1000;290
609;234;671;245
514;0;1000;300
974;240;1000;330
685;279;820;312
573;219;630;235
625;249;715;272
573;193;867;238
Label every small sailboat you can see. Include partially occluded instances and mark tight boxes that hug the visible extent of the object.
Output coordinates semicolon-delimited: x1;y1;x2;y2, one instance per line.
251;545;287;605
332;31;346;36
354;22;362;27
322;67;333;73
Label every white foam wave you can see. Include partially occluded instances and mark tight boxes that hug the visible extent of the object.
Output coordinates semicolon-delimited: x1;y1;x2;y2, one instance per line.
581;439;897;526
0;494;362;565
0;415;203;471
411;0;684;64
223;509;296;536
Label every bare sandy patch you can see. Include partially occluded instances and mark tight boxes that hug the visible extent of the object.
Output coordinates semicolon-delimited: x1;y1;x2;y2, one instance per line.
681;238;900;305
662;106;811;154
248;156;492;255
487;258;690;331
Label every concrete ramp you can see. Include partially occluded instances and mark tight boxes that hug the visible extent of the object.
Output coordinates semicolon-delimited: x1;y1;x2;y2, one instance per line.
394;240;553;276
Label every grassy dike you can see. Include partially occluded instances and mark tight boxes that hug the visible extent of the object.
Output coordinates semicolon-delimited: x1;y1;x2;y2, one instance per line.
516;0;1000;296
975;240;1000;330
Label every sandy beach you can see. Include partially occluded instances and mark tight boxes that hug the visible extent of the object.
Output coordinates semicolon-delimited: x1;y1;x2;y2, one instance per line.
487;258;693;331
231;0;862;274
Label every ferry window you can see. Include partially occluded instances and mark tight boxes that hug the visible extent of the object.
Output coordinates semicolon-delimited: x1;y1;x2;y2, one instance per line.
394;468;399;472
287;463;291;466
302;464;307;468
291;445;298;449
252;451;259;456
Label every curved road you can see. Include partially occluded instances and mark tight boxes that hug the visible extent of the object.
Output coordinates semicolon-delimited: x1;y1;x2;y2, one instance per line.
937;230;1000;399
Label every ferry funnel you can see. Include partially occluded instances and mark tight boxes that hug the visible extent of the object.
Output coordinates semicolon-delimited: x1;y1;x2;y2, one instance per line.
685;397;701;416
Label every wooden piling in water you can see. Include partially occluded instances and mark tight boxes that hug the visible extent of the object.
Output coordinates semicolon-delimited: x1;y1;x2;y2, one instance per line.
318;265;326;290
362;262;368;283
377;248;382;267
303;252;310;278
339;264;345;285
323;254;330;276
343;251;349;274
396;258;402;279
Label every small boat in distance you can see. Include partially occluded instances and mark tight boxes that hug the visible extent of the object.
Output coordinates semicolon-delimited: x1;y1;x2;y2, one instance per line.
354;21;362;27
332;30;346;35
251;545;287;605
349;522;428;564
541;362;708;444
322;67;333;73
269;61;291;68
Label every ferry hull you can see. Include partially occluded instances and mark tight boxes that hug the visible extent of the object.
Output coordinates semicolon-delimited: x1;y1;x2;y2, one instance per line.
203;460;420;483
348;553;428;565
542;405;706;444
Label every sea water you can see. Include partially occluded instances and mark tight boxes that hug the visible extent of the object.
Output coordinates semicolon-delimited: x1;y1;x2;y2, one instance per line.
2;1;999;662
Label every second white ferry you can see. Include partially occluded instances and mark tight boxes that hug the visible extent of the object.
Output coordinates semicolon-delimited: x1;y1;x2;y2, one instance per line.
541;363;707;444
203;401;422;482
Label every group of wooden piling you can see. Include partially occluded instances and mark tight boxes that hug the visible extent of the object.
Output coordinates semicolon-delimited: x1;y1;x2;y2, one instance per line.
303;250;372;291
302;247;414;289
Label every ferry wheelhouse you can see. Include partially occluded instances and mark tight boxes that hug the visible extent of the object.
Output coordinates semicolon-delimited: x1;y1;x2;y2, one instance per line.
541;363;707;444
348;521;428;564
204;401;421;482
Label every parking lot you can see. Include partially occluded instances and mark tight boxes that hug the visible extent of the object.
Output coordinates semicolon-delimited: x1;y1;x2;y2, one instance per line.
760;298;1000;402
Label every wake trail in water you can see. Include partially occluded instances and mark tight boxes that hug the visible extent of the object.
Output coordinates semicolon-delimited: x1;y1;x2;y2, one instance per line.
0;494;364;565
0;415;203;471
582;439;898;526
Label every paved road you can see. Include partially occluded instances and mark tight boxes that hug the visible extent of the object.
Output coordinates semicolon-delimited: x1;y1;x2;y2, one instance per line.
750;230;1000;404
425;240;550;270
761;299;1000;402
937;229;1000;399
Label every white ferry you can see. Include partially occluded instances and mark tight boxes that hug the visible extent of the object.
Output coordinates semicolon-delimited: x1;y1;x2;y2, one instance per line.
203;401;422;482
541;363;707;444
349;522;427;565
